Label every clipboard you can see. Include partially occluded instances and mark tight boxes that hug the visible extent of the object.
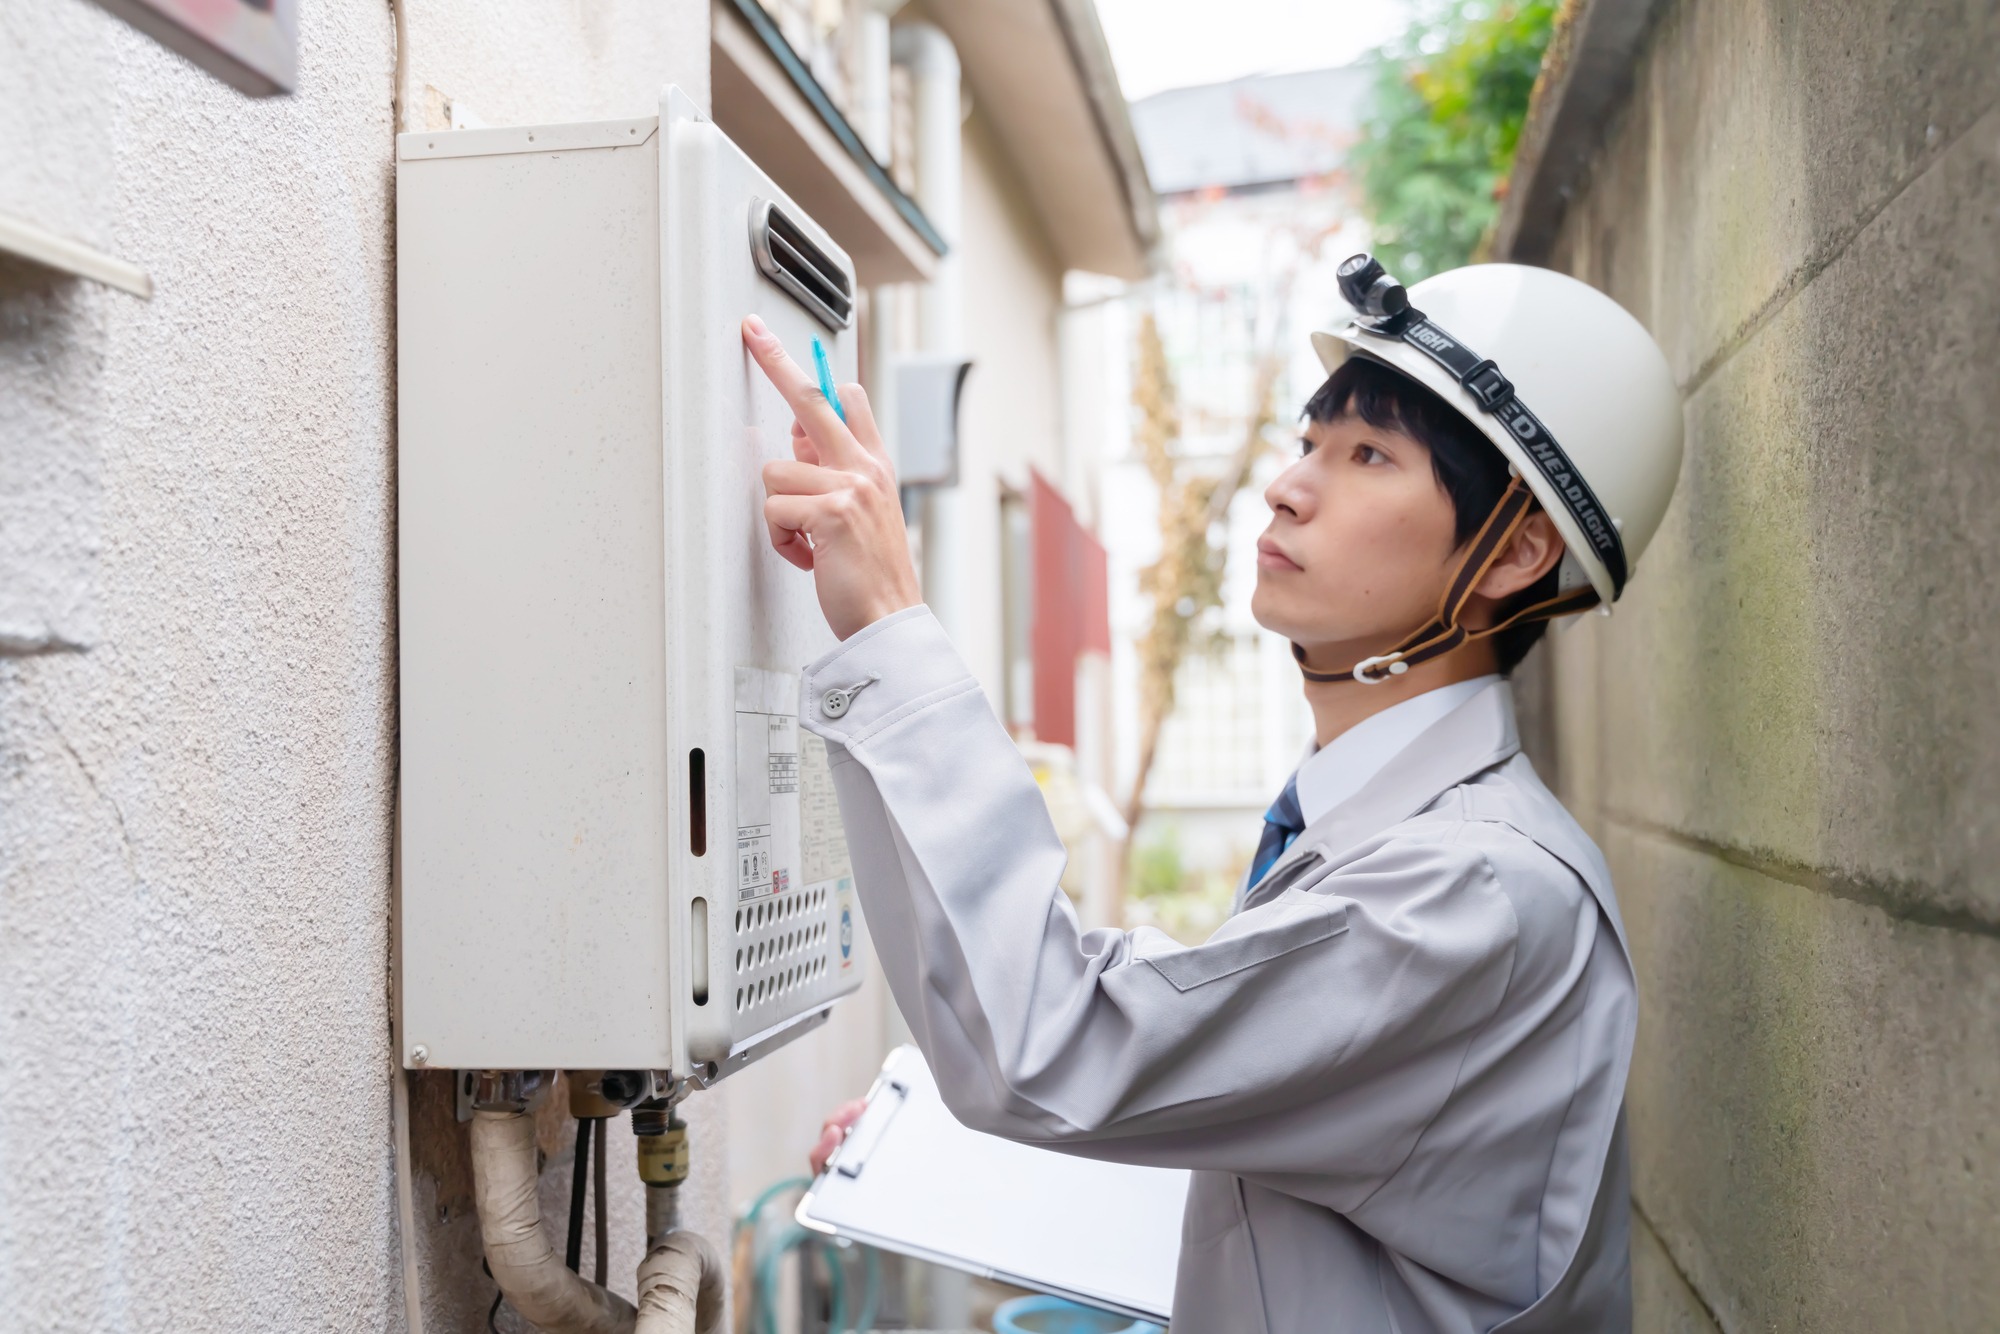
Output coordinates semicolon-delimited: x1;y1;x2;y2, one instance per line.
795;1046;1188;1323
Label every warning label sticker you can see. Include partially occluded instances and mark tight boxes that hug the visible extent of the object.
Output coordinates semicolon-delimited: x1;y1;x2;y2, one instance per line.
834;878;858;974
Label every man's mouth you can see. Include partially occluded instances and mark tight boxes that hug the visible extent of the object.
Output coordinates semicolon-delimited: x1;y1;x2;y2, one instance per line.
1256;535;1302;573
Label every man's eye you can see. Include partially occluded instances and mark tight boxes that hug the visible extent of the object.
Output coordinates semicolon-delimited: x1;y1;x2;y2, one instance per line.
1298;437;1316;457
1356;444;1386;465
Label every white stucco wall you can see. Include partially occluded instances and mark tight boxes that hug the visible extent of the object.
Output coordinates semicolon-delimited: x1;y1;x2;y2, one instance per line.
0;1;714;1329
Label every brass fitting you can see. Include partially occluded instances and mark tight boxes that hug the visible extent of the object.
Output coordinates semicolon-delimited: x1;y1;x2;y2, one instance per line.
633;1103;690;1187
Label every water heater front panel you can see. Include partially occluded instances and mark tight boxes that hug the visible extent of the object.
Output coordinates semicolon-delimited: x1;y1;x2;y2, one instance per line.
660;93;869;1076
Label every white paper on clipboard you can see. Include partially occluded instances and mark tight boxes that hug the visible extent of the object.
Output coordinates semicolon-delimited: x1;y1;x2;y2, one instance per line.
794;1046;1188;1323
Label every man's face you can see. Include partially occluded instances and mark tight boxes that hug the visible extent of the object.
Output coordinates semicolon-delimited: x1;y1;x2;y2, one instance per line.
1250;412;1462;654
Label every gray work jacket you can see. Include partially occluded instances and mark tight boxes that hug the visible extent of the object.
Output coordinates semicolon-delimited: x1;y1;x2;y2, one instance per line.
801;607;1636;1333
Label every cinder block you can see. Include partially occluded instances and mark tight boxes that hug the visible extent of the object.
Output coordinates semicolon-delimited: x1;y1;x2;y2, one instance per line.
1558;104;2000;924
1548;0;2000;386
1610;826;2000;1332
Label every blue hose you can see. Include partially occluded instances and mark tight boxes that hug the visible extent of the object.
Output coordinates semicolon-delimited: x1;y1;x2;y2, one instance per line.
737;1177;880;1334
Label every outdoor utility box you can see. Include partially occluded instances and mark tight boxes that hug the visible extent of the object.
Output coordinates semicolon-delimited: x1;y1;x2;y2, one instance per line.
397;88;868;1079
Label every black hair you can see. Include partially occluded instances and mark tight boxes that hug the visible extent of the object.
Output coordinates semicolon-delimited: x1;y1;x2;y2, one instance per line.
1301;355;1561;674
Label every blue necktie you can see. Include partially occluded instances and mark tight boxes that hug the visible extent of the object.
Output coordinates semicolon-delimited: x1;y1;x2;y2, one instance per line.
1248;774;1305;887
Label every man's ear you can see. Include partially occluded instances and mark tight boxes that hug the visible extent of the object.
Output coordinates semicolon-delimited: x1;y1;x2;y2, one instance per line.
1474;509;1566;601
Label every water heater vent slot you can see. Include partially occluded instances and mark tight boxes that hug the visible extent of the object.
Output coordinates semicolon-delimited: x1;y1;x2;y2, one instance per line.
751;199;853;331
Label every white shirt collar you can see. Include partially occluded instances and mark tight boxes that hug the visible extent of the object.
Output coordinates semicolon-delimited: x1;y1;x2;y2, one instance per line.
1292;675;1502;828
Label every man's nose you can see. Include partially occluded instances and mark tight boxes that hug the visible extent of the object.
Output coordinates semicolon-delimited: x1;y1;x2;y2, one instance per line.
1264;457;1316;521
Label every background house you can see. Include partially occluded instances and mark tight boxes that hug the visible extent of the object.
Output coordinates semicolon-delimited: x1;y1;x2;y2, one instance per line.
1099;66;1373;940
709;7;1157;1322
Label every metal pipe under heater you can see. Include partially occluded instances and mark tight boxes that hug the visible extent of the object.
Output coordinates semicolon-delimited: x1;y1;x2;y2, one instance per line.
468;1093;724;1334
470;1108;637;1334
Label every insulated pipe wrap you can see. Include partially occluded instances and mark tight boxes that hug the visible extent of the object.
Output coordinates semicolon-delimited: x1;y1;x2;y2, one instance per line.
634;1232;726;1334
470;1109;638;1334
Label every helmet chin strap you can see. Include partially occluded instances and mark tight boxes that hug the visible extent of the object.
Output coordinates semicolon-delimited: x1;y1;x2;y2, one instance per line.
1291;476;1602;686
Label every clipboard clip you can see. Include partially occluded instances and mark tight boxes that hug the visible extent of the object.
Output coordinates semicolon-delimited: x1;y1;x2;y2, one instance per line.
831;1077;908;1178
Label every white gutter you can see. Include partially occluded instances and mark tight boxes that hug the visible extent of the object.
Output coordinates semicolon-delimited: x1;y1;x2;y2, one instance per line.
858;1;905;469
856;1;902;164
893;21;967;643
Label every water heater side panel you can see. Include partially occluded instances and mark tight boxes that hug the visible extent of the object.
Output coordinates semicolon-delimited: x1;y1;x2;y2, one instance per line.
397;128;674;1069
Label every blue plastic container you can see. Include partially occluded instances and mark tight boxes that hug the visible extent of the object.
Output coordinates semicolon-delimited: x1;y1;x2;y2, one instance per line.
991;1294;1165;1334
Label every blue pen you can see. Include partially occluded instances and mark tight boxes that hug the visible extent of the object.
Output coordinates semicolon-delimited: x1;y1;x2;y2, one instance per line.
811;337;848;423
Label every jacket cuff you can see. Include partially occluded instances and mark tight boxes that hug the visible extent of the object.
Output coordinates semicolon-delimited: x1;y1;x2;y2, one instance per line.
800;605;977;745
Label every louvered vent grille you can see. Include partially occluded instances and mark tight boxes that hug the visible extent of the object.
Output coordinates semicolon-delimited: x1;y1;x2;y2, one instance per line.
750;199;853;331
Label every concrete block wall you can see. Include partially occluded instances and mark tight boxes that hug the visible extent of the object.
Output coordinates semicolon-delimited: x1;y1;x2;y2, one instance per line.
1518;0;2000;1328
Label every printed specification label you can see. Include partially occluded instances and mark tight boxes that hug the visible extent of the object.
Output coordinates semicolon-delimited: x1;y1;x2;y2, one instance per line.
800;729;858;971
799;732;850;887
735;668;801;902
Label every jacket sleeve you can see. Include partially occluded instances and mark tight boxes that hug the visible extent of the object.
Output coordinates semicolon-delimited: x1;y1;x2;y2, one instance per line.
802;607;1520;1188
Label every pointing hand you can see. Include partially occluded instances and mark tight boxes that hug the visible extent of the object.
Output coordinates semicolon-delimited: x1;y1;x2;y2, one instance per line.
743;315;922;640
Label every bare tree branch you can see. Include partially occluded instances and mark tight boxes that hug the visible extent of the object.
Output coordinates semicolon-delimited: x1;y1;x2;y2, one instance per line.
1112;314;1285;916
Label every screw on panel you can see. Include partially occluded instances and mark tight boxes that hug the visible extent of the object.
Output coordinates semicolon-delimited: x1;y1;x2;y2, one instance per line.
410;1044;429;1067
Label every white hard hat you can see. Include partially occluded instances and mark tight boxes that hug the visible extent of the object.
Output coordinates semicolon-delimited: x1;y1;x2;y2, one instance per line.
1311;258;1684;609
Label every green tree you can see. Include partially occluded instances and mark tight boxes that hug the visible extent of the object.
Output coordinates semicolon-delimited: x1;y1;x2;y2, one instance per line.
1353;0;1559;282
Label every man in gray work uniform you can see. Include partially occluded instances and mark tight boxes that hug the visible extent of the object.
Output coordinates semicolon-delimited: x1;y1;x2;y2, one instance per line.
749;253;1685;1332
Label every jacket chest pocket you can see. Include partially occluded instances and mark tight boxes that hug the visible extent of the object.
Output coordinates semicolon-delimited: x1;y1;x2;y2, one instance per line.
1141;889;1348;992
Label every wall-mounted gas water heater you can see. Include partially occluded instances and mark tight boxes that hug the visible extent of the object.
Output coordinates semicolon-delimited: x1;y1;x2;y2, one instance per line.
396;88;867;1086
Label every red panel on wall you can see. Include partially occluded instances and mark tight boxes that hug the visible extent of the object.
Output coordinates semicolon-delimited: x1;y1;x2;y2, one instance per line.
1030;470;1110;748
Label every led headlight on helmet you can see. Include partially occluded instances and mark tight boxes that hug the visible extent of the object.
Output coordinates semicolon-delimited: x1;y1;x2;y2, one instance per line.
1336;253;1411;326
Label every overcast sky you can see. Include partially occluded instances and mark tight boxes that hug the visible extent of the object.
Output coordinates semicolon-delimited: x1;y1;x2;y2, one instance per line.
1095;0;1409;101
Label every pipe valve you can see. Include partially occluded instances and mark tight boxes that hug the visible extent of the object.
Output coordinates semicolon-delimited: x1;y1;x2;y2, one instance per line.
470;1069;547;1113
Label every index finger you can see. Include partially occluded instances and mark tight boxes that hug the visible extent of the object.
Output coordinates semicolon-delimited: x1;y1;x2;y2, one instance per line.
742;315;867;469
